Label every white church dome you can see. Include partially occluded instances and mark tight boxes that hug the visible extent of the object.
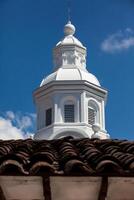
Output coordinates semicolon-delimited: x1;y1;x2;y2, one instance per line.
40;21;100;87
40;67;100;86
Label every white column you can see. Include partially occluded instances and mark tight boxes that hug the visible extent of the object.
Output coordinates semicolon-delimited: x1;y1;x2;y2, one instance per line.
75;97;80;122
102;100;105;130
53;95;59;123
81;91;86;122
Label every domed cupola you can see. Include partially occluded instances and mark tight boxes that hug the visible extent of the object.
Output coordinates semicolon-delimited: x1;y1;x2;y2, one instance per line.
41;21;100;87
34;21;110;140
53;21;86;71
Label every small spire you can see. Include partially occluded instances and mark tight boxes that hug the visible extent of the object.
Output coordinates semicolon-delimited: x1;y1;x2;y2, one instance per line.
67;0;71;22
64;1;75;36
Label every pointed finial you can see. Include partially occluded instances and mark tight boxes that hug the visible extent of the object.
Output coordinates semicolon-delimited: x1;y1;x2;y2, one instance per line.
64;1;75;36
67;0;71;22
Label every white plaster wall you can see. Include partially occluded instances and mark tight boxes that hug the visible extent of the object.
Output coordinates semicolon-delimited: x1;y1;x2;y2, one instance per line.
34;122;109;140
34;82;108;140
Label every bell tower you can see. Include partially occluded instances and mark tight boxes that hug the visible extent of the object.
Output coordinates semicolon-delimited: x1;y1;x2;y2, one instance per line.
33;21;110;140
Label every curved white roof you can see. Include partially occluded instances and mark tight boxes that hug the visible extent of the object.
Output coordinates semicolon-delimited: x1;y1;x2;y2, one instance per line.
40;67;100;87
56;35;84;47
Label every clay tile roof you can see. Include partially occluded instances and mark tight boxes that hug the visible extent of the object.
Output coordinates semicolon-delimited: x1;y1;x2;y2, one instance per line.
0;137;133;176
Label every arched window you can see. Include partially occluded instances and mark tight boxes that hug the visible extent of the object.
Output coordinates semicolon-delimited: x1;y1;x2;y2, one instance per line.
64;100;75;123
88;100;99;125
88;107;96;125
60;96;77;123
64;104;74;122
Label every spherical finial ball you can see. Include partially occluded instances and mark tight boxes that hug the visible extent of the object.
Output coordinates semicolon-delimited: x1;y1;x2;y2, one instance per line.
64;21;75;36
92;123;100;133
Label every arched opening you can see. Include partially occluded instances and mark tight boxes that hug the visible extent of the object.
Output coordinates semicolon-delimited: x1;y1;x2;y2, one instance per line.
64;101;75;123
50;129;89;139
88;100;100;125
52;130;89;139
59;96;78;123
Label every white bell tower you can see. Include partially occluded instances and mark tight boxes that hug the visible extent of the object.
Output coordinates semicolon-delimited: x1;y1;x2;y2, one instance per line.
33;21;110;140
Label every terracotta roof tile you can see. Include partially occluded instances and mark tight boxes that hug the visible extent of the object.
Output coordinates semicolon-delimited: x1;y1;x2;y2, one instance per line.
0;137;133;176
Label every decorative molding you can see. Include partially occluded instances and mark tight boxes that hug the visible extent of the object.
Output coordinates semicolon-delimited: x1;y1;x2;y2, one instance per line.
53;45;86;69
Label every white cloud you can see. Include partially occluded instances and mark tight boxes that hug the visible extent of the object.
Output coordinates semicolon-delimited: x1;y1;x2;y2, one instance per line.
0;111;36;140
6;111;15;120
21;116;32;129
0;117;24;140
101;28;134;53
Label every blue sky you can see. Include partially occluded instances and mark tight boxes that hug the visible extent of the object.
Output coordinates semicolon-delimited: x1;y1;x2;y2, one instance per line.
0;0;134;140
